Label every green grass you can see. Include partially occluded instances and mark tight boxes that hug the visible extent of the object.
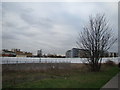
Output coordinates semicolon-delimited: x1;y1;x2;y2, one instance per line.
3;65;120;88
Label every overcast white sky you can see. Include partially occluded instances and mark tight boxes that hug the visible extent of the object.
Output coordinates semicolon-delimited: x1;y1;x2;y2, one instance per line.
2;2;118;55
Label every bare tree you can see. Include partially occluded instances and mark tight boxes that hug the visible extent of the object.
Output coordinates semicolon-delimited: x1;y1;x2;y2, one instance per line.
77;14;117;72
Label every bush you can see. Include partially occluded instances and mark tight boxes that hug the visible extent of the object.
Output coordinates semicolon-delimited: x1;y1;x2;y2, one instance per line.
105;60;115;66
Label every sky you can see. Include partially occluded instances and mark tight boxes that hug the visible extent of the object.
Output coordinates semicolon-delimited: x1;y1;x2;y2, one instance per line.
2;2;118;55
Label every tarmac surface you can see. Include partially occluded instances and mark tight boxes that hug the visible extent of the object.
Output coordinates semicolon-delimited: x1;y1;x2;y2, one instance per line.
101;73;119;90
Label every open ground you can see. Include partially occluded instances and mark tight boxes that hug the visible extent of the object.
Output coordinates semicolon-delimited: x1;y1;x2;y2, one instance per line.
2;63;120;88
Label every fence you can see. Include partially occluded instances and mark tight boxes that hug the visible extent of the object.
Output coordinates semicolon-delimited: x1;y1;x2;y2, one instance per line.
1;57;119;64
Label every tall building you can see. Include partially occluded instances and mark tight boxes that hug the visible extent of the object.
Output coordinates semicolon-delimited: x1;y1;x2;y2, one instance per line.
37;49;42;57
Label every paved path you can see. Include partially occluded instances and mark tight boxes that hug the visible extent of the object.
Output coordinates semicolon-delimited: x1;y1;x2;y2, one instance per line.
101;73;119;89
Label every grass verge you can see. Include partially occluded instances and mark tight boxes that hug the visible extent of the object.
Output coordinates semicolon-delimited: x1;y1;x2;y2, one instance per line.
2;64;120;88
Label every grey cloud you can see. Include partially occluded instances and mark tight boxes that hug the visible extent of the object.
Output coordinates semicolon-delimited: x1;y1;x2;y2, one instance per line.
2;34;19;40
21;13;53;28
2;2;118;55
2;2;32;15
3;22;16;28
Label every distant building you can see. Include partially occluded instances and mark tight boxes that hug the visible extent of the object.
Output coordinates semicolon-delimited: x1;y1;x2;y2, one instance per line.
108;52;118;57
1;49;33;57
66;50;72;58
71;48;80;57
78;49;90;58
66;48;89;58
37;49;42;57
24;52;33;57
11;49;33;57
12;49;25;57
2;49;16;57
65;48;118;58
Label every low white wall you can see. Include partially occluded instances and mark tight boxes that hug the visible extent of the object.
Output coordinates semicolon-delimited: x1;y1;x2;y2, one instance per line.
1;57;119;64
